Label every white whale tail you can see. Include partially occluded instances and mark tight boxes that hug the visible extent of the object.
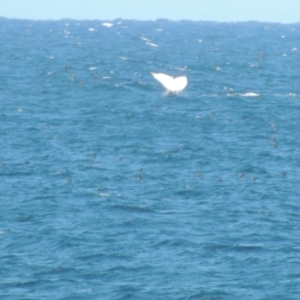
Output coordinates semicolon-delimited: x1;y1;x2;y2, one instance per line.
151;72;188;94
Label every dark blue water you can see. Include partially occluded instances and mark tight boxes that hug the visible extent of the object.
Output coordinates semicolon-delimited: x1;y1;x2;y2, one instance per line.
1;18;300;299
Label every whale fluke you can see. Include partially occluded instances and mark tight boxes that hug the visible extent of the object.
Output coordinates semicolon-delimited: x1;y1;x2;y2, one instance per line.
151;72;188;94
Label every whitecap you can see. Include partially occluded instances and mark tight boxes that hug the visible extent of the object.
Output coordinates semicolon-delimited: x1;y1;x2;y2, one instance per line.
204;94;218;97
89;66;97;70
289;93;297;97
146;42;158;47
292;47;298;51
99;193;111;197
241;92;260;97
88;28;96;32
103;22;113;27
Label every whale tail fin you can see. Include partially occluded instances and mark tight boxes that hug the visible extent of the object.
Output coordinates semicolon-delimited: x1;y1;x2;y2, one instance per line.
151;72;188;93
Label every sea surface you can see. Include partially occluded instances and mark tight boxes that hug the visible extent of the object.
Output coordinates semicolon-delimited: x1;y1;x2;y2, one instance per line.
1;18;300;300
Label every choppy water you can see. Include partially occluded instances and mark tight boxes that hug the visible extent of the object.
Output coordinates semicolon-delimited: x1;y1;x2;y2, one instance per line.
1;18;300;299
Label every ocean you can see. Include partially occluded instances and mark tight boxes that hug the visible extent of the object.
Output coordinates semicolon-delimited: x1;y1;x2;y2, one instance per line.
1;18;300;299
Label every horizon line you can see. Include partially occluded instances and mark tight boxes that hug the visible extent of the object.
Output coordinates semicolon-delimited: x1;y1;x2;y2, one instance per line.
1;16;299;25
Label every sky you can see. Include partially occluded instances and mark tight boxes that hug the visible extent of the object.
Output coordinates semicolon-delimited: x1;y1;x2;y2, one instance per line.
0;0;299;23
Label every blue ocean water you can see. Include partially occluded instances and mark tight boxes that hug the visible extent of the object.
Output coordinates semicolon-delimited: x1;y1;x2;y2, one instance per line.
1;17;300;299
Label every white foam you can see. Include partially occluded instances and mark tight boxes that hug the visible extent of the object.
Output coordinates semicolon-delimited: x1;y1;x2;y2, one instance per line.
241;92;260;97
146;42;158;47
103;22;113;27
99;193;111;197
